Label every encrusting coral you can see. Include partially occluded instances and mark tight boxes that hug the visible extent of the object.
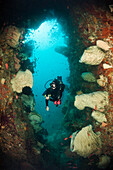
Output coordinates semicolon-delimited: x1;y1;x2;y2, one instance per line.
70;125;102;158
74;91;109;111
11;69;33;93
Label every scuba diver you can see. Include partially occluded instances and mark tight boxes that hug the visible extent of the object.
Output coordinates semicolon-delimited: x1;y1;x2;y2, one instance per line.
42;76;65;111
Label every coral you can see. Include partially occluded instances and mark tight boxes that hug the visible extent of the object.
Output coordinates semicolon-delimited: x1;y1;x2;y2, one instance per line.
71;4;113;50
79;46;105;65
70;0;113;160
32;147;41;155
11;69;33;93
70;125;102;158
37;141;44;149
108;71;113;83
97;75;108;87
0;48;3;56
1;78;5;84
19;53;29;60
91;111;107;123
109;5;113;12
28;111;43;124
103;63;113;69
0;83;12;107
74;91;109;111
14;55;21;71
28;111;43;132
21;94;35;111
97;155;110;169
81;72;96;82
0;25;43;166
2;26;21;48
96;40;110;51
76;90;83;95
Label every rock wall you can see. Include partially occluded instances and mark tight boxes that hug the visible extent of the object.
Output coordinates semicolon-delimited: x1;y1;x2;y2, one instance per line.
0;26;44;168
62;1;113;168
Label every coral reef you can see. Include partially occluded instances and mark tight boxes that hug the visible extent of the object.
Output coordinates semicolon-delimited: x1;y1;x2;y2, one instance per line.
1;1;113;169
0;25;44;167
63;3;113;168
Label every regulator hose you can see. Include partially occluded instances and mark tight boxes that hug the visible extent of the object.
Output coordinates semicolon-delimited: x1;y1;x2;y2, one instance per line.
44;79;53;89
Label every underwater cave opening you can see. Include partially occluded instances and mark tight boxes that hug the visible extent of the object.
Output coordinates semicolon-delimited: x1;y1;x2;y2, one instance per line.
25;18;70;136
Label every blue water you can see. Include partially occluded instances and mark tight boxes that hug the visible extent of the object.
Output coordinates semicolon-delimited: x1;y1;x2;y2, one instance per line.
25;19;70;135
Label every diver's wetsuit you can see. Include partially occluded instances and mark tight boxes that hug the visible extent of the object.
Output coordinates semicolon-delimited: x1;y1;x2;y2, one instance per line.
43;79;65;107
